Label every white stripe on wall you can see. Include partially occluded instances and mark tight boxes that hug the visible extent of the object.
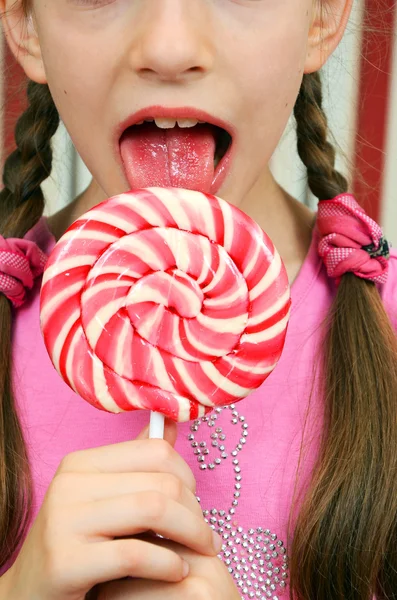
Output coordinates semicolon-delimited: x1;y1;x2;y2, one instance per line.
42;121;77;216
73;146;92;198
381;4;397;246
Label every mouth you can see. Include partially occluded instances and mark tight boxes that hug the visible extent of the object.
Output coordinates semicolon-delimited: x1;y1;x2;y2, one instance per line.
118;108;234;195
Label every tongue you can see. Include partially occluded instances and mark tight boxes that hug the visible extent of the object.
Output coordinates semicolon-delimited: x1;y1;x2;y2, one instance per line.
120;123;216;193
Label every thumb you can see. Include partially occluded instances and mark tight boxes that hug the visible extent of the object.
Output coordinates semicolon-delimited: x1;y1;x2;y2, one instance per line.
136;418;178;447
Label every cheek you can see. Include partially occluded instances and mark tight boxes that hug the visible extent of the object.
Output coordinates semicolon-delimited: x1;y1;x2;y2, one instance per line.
37;32;119;179
34;12;118;118
231;19;309;146
236;23;308;108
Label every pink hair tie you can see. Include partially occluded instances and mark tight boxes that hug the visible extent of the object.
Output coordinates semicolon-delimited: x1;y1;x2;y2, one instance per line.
317;193;390;286
0;235;48;308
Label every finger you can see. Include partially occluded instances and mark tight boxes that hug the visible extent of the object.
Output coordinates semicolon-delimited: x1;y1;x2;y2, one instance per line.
79;492;221;556
136;419;178;447
59;438;196;492
97;576;211;600
71;538;189;589
63;472;201;515
96;577;187;599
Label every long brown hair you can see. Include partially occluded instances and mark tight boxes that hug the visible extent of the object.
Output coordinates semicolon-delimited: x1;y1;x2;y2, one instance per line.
290;72;397;599
1;7;397;600
0;79;59;567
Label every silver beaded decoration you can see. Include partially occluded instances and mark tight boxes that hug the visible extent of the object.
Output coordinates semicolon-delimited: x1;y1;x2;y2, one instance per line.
188;405;288;600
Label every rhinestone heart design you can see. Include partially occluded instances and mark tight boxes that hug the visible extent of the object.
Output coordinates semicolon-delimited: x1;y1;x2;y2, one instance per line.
188;405;288;600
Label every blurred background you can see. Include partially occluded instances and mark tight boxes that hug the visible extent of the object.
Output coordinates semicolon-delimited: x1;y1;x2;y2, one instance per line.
1;0;396;243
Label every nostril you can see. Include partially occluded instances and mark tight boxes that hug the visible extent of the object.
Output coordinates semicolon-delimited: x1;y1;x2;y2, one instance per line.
139;68;157;75
138;65;205;82
133;40;212;82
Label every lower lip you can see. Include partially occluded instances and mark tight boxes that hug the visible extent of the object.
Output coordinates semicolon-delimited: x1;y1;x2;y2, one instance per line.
117;131;234;196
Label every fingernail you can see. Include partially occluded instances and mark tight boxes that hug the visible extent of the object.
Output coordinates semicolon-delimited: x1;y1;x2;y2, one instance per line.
182;560;190;578
212;530;223;553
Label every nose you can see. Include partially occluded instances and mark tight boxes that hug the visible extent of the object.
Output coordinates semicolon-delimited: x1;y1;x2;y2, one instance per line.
129;0;214;82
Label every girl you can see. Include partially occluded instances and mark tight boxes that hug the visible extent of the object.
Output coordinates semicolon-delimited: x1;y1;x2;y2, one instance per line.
0;0;396;599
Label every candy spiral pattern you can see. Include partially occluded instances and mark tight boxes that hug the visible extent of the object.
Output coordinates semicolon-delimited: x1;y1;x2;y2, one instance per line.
40;188;291;422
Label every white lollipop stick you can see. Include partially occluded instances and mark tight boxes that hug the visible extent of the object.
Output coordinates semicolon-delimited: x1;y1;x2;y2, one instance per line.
149;411;165;439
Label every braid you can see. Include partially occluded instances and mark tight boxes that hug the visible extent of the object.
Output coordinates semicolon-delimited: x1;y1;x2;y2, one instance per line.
0;80;59;237
294;71;348;200
0;80;59;568
290;71;397;599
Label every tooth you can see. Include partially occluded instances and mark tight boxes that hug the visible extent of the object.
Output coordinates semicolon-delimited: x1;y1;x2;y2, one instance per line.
154;118;177;129
177;119;198;128
136;120;144;125
144;118;154;122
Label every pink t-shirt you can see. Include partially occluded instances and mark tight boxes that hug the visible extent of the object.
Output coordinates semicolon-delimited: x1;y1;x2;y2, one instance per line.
10;216;397;599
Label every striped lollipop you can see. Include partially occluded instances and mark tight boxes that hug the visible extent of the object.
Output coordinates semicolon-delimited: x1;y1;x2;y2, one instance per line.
40;188;291;423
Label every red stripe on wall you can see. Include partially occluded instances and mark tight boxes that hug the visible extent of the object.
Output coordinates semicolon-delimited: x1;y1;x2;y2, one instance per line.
353;0;396;221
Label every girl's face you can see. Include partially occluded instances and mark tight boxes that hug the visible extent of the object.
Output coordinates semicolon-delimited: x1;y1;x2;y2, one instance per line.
25;0;318;204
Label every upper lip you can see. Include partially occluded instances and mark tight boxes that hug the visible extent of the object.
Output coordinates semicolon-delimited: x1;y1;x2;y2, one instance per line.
116;105;235;141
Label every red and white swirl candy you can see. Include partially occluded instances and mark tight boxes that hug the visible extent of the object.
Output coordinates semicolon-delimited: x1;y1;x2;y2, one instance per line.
40;188;291;422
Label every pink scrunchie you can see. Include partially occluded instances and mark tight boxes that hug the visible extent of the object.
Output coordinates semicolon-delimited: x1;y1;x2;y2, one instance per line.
317;193;390;286
0;235;48;307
